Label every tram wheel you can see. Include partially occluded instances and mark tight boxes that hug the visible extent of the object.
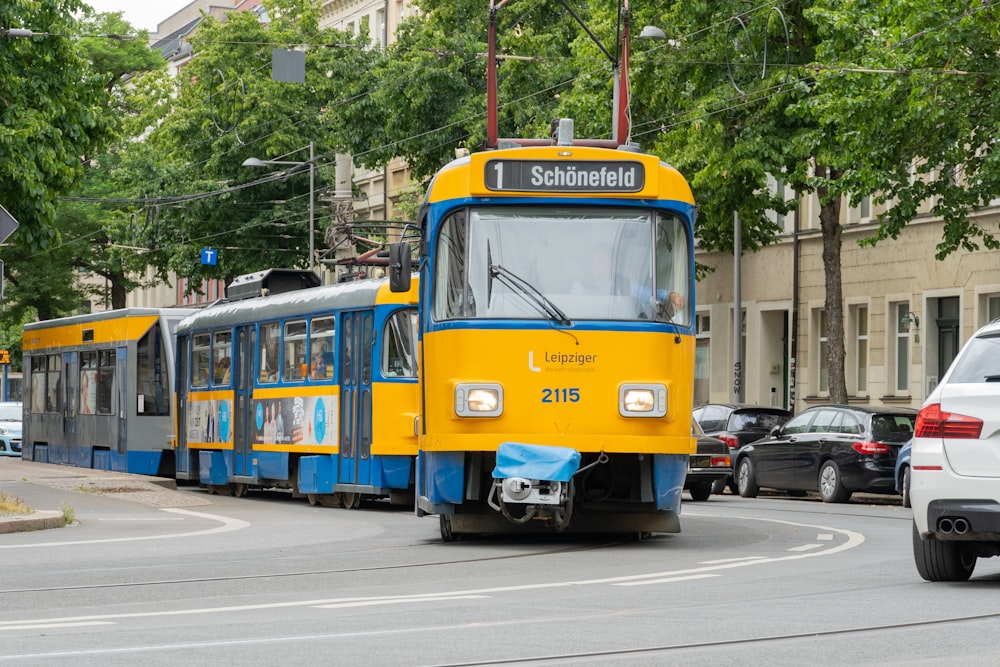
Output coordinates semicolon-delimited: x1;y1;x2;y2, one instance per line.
440;515;458;542
307;493;319;506
232;483;247;498
340;492;362;509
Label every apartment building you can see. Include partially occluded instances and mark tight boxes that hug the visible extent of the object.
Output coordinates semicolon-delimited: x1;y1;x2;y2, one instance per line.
694;190;1000;414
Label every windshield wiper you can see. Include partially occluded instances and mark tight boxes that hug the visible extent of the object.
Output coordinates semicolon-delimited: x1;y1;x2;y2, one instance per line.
489;263;572;326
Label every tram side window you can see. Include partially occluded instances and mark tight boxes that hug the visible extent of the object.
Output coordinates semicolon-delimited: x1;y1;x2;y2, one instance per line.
309;316;335;380
283;319;308;381
213;329;232;385
192;333;211;388
79;352;98;415
433;210;473;320
259;322;280;383
97;350;114;414
29;356;45;413
382;309;418;378
46;354;62;413
137;326;170;416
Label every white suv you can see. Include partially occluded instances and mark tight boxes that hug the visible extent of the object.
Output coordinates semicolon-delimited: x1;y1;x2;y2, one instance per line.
911;319;1000;581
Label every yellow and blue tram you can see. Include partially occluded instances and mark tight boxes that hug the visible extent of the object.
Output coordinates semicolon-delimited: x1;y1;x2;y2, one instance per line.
390;121;697;537
174;269;420;505
22;308;197;473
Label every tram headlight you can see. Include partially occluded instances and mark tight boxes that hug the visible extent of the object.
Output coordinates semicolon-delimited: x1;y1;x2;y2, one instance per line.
455;383;503;417
619;384;667;418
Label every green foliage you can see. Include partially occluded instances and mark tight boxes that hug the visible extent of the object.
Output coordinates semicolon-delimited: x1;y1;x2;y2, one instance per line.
804;0;1000;259
144;3;382;287
346;0;599;180
0;0;113;248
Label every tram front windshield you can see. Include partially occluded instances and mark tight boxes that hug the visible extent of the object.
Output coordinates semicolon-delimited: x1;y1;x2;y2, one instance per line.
433;206;690;325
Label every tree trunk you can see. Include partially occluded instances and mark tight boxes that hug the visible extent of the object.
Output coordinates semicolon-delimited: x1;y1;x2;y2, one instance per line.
816;168;848;404
110;273;128;310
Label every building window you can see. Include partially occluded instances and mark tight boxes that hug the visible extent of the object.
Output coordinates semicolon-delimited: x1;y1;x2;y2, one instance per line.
989;295;1000;323
375;8;386;46
855;306;868;394
893;302;911;393
817;309;828;393
694;312;710;404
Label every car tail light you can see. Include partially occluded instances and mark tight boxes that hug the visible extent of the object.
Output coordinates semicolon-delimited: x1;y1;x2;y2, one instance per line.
711;455;731;467
852;441;890;455
718;434;740;449
915;403;984;439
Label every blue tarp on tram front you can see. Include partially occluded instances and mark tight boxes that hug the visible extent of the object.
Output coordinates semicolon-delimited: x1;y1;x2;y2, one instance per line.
492;442;581;482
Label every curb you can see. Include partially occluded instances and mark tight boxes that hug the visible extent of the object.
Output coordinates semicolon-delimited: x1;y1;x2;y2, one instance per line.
0;509;67;534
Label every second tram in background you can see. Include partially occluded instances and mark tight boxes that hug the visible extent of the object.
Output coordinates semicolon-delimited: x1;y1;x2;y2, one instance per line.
174;269;420;505
389;119;698;539
21;308;195;473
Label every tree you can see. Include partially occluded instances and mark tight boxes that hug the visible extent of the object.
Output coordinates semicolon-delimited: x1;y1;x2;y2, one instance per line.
345;0;596;180
58;10;171;309
144;0;381;289
0;0;115;322
804;1;1000;259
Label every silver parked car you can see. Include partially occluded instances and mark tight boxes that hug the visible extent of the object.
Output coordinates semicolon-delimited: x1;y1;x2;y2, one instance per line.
0;401;22;457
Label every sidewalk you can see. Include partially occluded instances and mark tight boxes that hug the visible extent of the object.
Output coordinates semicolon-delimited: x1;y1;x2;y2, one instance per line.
0;457;209;533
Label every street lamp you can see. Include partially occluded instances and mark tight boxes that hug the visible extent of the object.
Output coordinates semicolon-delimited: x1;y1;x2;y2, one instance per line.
242;142;316;274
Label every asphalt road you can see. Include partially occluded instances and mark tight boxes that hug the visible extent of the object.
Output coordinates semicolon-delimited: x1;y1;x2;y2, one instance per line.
2;458;998;666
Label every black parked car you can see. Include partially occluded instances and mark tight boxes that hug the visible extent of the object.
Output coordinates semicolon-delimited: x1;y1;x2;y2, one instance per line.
685;419;732;501
732;404;916;503
692;403;792;493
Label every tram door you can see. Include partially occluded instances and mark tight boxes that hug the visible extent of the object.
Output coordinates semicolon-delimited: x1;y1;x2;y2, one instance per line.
233;326;254;477
115;347;128;466
175;334;191;477
339;310;374;487
62;351;79;466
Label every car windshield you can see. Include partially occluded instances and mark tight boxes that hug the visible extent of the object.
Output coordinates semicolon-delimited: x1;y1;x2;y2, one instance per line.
871;415;915;443
729;411;787;431
0;404;21;421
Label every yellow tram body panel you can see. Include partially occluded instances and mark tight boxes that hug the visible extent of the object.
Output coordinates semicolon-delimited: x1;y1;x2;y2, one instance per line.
183;379;418;457
420;328;695;454
23;315;160;351
371;380;420;456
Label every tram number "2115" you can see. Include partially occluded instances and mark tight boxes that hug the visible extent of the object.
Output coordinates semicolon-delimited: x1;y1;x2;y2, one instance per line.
541;388;580;403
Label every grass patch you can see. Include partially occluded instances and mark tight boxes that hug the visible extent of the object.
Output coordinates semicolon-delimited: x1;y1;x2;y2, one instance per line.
60;501;76;524
0;489;32;515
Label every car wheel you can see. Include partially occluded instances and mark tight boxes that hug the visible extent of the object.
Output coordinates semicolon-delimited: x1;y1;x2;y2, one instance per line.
736;458;758;498
912;521;976;582
689;482;712;502
901;466;911;508
818;461;852;503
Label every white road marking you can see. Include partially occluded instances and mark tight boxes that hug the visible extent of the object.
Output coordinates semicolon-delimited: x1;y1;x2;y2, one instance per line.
0;508;248;550
314;595;489;609
700;556;768;564
818;533;834;540
0;514;864;631
788;544;823;552
97;518;185;521
0;622;113;632
614;574;719;586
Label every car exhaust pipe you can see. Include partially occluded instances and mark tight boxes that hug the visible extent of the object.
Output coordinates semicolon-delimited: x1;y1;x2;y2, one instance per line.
952;518;970;535
938;518;954;534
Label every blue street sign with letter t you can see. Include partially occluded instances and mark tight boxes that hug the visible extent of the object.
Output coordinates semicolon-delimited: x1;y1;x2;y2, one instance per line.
201;248;218;265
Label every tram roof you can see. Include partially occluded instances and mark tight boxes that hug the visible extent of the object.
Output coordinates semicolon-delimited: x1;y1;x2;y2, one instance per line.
176;277;415;332
24;307;199;331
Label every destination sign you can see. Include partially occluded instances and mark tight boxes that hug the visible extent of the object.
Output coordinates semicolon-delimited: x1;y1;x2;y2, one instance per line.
484;159;645;193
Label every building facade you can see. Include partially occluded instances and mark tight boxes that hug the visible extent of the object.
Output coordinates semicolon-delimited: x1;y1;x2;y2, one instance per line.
695;190;1000;414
